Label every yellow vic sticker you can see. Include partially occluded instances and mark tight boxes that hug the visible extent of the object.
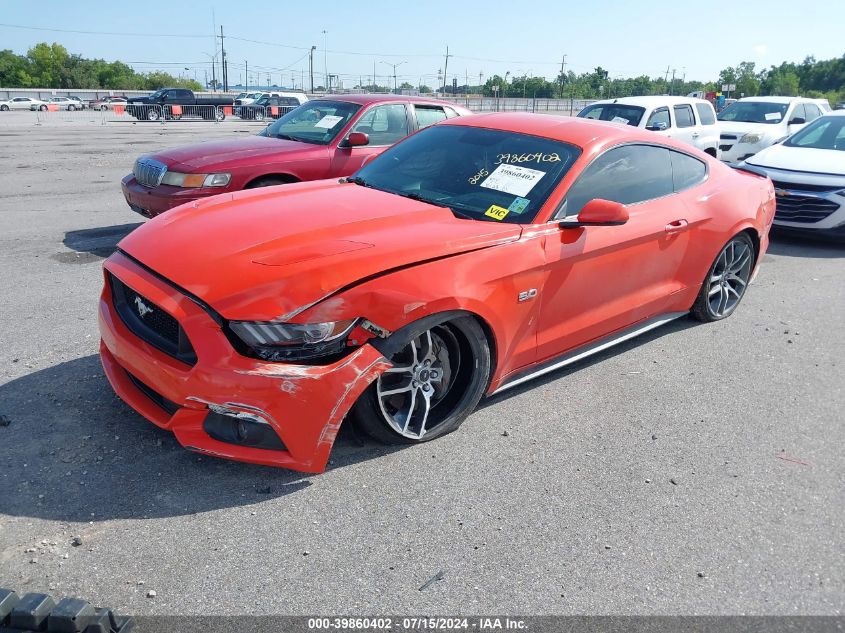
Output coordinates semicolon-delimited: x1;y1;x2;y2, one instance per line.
484;204;510;221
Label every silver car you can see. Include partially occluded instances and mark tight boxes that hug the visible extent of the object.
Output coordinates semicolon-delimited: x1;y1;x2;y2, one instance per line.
1;97;46;111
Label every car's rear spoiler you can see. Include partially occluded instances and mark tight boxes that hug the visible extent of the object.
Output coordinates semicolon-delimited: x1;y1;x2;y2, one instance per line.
728;162;770;179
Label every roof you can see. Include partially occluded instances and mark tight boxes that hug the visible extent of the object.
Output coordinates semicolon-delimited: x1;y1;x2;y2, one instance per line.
443;112;694;152
736;96;805;103
313;93;457;106
588;96;712;107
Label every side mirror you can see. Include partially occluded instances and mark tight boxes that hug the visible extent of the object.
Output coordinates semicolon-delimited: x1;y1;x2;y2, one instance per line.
344;131;370;147
560;199;629;228
788;117;805;125
645;121;668;131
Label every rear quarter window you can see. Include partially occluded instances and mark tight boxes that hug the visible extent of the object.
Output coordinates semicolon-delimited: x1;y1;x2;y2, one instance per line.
670;150;707;192
694;103;716;125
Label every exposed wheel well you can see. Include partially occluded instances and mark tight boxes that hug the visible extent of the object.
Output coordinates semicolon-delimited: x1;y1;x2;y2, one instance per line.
244;174;299;188
466;314;498;392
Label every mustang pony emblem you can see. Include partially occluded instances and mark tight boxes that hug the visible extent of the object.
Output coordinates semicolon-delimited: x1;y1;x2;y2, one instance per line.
134;296;154;318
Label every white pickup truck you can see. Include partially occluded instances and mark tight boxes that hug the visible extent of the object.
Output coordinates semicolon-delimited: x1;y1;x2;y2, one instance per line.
577;96;720;157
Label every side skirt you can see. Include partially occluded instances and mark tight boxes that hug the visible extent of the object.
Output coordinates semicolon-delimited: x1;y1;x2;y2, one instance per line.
492;311;689;395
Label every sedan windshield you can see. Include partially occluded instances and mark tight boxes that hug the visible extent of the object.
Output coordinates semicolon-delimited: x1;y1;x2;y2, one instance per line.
718;101;788;124
351;125;581;224
577;104;646;126
784;116;845;151
260;100;362;145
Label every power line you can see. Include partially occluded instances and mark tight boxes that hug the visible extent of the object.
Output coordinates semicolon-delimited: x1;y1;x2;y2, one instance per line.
0;22;208;38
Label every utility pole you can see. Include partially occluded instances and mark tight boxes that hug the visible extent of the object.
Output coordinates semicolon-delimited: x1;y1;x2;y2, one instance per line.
322;30;328;91
219;26;228;92
559;54;567;99
381;61;407;93
373;59;376;91
245;60;248;91
670;68;676;95
309;45;316;93
442;46;450;93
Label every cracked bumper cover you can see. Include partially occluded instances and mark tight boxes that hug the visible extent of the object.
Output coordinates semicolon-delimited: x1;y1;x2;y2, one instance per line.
98;252;391;473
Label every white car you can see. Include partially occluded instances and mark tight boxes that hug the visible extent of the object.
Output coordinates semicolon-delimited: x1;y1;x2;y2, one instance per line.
742;111;845;240
717;96;831;162
36;97;82;111
0;96;46;111
234;91;308;107
577;96;720;157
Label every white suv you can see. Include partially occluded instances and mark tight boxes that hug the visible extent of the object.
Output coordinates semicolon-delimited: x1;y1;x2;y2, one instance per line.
577;96;720;156
717;96;831;162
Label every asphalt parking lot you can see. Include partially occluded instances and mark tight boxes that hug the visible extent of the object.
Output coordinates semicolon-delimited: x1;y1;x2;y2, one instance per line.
0;112;843;616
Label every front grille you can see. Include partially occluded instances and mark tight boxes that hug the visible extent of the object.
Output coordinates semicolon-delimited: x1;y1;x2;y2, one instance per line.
772;180;843;194
133;158;167;188
109;273;197;365
719;144;734;152
775;195;840;223
126;371;180;416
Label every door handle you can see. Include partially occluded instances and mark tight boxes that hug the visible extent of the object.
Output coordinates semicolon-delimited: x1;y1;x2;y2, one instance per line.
665;219;689;233
692;132;700;138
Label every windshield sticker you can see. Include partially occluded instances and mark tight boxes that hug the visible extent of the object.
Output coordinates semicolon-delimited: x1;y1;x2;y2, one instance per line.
468;168;490;185
484;204;510;221
314;114;344;128
495;152;561;165
611;116;629;124
765;112;782;121
507;197;530;215
480;164;546;198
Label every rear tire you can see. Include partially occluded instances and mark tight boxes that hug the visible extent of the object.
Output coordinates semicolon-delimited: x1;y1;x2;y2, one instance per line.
0;105;8;111
352;316;490;444
691;232;755;322
215;107;226;121
146;108;160;122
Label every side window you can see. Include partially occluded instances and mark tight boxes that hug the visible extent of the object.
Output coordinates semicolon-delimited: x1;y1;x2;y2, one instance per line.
414;105;448;130
789;103;806;123
444;106;460;118
804;103;822;122
561;144;674;216
674;104;695;128
646;107;671;130
670;151;707;192
351;104;409;146
694;103;716;125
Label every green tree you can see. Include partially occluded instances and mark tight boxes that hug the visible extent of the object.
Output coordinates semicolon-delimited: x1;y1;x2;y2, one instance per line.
27;42;69;87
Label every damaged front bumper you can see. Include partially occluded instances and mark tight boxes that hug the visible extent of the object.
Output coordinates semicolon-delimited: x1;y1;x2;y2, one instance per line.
98;252;391;473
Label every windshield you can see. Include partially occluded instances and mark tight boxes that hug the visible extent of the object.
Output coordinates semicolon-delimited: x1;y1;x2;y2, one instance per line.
248;92;263;99
149;90;164;100
260;100;362;145
784;116;845;151
577;104;646;126
718;101;788;124
236;92;247;99
351;125;581;224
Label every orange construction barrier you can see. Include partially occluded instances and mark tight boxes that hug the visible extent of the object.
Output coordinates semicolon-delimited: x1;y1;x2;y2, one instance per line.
223;106;233;116
270;106;279;117
47;104;59;112
113;105;125;115
171;105;183;116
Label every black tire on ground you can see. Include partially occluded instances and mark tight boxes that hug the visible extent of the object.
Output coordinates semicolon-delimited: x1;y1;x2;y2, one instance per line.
67;105;76;111
215;107;226;121
690;232;756;323
244;176;297;188
146;108;160;122
0;105;8;111
352;315;491;445
39;105;47;111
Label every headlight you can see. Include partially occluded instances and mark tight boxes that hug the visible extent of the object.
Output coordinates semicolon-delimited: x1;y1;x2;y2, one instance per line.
228;319;358;362
159;171;231;188
739;133;765;144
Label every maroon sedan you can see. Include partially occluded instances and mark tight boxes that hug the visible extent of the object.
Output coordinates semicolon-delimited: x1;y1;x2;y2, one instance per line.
121;95;471;217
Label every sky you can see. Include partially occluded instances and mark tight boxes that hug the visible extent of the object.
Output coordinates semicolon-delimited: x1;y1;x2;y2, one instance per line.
1;0;843;90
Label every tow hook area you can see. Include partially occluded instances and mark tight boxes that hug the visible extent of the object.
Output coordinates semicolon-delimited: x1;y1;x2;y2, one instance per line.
360;319;391;338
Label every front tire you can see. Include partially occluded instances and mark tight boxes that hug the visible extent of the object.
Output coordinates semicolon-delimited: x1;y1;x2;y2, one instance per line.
691;232;755;322
0;105;8;111
353;316;491;444
146;108;160;122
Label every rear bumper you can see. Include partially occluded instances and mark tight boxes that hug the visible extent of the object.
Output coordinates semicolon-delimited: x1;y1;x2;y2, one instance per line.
121;175;216;217
98;252;390;472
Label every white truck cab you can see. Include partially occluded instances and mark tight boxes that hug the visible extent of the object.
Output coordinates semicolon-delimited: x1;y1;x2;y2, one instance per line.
578;96;720;157
717;96;831;162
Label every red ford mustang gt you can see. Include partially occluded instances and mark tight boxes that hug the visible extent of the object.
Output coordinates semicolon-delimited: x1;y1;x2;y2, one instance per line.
99;113;776;473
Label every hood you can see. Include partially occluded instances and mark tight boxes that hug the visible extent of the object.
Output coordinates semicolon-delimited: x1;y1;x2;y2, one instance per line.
718;120;782;138
118;180;522;321
747;143;845;176
149;136;325;172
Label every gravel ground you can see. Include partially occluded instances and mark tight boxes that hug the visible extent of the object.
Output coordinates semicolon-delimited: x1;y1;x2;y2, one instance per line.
0;112;843;616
